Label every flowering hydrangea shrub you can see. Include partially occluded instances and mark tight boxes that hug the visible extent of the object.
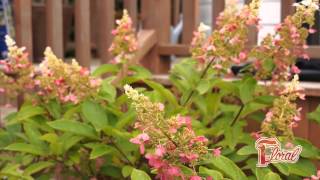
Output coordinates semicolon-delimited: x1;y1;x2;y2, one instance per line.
125;85;210;179
190;0;260;73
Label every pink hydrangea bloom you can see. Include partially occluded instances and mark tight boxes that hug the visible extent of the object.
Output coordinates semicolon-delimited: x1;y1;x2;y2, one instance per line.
130;133;150;154
179;153;199;163
213;147;222;157
291;65;301;74
155;145;166;157
177;116;192;129
145;154;165;169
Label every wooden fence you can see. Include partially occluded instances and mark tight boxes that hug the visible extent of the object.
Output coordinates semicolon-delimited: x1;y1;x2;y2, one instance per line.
1;0;320;150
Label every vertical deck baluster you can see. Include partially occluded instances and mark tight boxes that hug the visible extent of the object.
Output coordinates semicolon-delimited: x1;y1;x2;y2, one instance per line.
141;0;171;74
13;0;33;59
46;0;64;58
212;0;225;30
97;0;114;64
75;0;91;68
182;0;199;44
124;0;137;29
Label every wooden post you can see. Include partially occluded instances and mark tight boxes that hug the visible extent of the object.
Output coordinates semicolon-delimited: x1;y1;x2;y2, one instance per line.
281;0;295;21
13;0;33;59
141;0;171;74
124;0;137;29
97;0;114;64
172;0;181;26
212;0;225;30
182;0;199;44
46;0;64;58
75;0;91;68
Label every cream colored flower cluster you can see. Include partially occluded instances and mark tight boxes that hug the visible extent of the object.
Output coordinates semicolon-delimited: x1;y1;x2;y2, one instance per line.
36;48;101;104
261;75;305;142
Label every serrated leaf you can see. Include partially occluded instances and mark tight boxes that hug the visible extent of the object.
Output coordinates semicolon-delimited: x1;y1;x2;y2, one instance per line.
82;100;108;131
48;119;98;139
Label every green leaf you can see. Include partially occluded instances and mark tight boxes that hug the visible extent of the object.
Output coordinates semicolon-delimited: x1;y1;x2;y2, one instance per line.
196;79;210;95
308;105;320;125
45;100;61;119
144;80;179;108
115;109;136;129
23;161;53;175
89;144;113;159
208;155;248;180
287;158;316;177
199;166;224;180
92;64;119;76
272;163;289;176
100;79;117;102
239;77;257;104
61;134;83;152
237;145;257;156
255;167;271;180
131;169;151;180
5;143;46;155
263;172;281;180
293;138;320;159
48;119;98;139
40;133;62;155
24;123;46;148
122;166;133;178
8;105;44;125
82;100;108;131
129;65;152;79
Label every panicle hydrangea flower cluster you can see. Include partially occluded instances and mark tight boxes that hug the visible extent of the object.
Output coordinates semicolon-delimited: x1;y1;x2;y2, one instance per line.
250;0;319;82
261;75;305;142
0;35;35;97
35;47;101;104
124;85;210;179
109;10;138;64
190;0;260;74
